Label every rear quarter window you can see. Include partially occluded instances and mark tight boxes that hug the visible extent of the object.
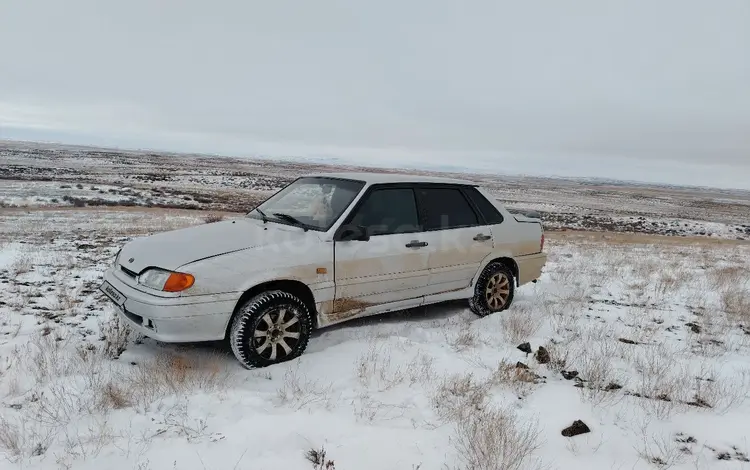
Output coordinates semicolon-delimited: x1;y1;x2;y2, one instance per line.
463;187;505;225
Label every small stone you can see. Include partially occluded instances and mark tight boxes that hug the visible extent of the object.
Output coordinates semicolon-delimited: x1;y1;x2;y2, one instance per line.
562;420;591;437
516;362;529;369
535;346;550;364
618;338;638;345
685;322;701;334
605;382;623;391
517;342;532;354
561;370;579;380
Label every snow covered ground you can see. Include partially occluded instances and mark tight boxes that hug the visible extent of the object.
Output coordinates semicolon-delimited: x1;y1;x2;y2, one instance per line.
1;209;749;470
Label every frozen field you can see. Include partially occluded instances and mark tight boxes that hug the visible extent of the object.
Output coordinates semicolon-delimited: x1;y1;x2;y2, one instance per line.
2;140;750;240
1;142;750;469
1;206;749;469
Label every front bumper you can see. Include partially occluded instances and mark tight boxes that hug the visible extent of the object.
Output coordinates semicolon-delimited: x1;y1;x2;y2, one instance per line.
99;267;238;342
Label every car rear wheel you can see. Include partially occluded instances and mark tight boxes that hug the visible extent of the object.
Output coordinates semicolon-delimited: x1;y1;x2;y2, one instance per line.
229;290;312;369
469;261;515;317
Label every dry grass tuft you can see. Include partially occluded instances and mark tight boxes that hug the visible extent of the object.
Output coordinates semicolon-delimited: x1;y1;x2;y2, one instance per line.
568;333;627;405
305;446;336;470
452;404;544;470
449;324;482;352
55;287;81;313
432;373;489;423
541;341;569;373
709;265;749;290
689;363;750;414
99;382;131;409
637;432;687;469
720;286;750;325
9;254;33;277
125;352;232;407
0;416;55;461
500;304;543;344
631;345;691;419
355;342;435;391
98;312;131;359
202;213;225;224
276;361;335;410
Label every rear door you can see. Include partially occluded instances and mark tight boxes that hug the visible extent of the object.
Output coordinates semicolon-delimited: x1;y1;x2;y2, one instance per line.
333;186;429;315
415;185;495;296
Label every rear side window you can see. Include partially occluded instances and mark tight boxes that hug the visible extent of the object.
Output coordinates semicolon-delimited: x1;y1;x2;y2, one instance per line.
416;187;479;230
463;187;504;225
349;188;420;235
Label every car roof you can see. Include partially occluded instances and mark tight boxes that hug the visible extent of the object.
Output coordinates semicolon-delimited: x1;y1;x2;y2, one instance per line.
306;171;477;186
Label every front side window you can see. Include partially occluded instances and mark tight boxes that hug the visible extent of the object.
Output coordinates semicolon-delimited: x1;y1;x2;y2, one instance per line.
348;188;420;236
248;177;365;231
417;187;480;230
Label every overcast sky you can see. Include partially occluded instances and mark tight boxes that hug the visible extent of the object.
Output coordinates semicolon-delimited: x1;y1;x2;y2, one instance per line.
1;0;749;188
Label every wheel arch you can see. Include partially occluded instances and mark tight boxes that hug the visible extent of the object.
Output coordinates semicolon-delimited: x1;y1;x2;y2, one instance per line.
474;255;520;287
225;279;318;339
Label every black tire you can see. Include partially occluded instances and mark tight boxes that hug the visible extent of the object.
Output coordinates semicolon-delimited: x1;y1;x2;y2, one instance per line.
229;290;312;369
469;262;515;317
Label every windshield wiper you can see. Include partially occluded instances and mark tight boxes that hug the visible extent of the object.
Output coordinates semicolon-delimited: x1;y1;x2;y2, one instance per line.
272;212;308;231
255;207;268;223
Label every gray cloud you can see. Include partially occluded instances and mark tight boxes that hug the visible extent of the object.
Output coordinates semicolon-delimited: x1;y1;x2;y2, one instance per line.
1;0;749;187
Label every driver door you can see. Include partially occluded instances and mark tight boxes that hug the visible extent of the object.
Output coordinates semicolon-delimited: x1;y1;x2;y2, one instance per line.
333;186;429;316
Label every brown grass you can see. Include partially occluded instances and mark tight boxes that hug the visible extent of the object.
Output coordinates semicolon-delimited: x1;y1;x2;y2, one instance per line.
547;230;750;246
99;382;131;409
276;361;335;410
500;304;543;344
449;324;482;352
721;288;750;325
355;342;435;391
431;373;489;423
202;213;225;224
452;404;544;470
9;255;33;276
98;312;131;359
709;265;750;289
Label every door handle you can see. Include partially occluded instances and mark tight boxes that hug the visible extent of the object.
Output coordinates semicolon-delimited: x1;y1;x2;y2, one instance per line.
473;234;492;241
406;240;428;248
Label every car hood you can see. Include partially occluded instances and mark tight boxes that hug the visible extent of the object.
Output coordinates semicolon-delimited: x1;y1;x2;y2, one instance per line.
117;218;320;273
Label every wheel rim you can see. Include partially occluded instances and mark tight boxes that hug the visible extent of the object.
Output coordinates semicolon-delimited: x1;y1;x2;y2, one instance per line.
252;307;302;361
485;273;510;310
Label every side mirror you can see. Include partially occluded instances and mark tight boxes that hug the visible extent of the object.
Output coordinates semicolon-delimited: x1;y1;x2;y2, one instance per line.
338;224;370;242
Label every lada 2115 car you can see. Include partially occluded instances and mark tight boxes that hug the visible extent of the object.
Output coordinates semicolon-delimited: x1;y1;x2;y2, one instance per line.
100;173;547;368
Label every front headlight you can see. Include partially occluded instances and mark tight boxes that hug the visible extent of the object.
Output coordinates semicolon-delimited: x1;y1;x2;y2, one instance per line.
138;268;195;292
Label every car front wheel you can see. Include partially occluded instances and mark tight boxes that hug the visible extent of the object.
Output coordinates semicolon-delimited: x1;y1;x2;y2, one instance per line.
469;261;515;317
229;290;312;369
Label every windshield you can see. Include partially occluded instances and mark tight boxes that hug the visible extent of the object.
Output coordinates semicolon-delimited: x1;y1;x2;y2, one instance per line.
247;177;365;231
